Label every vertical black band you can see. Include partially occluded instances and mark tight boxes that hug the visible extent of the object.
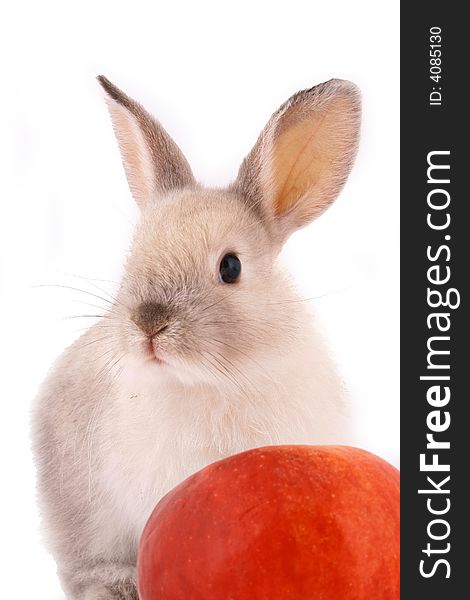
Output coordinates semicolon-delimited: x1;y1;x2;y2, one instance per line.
401;3;468;597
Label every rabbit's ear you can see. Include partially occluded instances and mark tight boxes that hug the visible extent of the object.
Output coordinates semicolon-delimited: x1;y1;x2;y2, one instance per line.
97;76;194;208
235;79;361;244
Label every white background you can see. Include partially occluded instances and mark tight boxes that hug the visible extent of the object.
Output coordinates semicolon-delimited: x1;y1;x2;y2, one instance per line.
1;1;399;597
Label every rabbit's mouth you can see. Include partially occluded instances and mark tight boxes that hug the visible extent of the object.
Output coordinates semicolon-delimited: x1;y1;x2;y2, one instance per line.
145;336;167;365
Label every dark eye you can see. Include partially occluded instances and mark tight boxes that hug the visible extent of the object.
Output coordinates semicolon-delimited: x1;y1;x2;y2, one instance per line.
219;253;241;284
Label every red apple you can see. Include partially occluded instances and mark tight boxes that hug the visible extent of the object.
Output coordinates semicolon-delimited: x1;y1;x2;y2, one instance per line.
137;445;399;600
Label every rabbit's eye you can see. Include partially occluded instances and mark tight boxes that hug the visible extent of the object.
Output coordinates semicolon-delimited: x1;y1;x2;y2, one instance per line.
219;253;241;284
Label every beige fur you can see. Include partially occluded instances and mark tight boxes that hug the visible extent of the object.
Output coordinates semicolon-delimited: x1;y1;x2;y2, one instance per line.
32;76;361;599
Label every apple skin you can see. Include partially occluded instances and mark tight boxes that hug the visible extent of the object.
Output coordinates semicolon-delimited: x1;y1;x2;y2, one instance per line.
137;445;399;600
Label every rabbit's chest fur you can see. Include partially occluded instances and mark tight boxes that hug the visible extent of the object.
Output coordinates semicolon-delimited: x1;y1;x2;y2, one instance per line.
85;332;344;552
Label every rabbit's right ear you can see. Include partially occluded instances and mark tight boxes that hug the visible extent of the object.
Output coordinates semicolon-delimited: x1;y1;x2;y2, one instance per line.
97;76;194;209
234;79;361;245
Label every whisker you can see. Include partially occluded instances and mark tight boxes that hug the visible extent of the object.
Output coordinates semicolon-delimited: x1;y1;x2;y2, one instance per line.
83;280;128;311
74;336;114;352
32;284;116;307
213;349;265;399
70;299;113;312
60;314;113;321
58;271;119;285
203;351;250;401
210;337;265;370
264;286;351;305
201;288;239;313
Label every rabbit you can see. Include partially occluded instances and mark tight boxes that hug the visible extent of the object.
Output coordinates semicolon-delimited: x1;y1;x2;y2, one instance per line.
31;75;361;600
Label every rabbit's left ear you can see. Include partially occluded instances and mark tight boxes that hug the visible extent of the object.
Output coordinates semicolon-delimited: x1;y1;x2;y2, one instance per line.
97;76;194;209
235;79;361;244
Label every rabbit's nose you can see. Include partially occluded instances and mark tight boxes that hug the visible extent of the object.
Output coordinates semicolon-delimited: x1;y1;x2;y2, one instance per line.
131;302;170;337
